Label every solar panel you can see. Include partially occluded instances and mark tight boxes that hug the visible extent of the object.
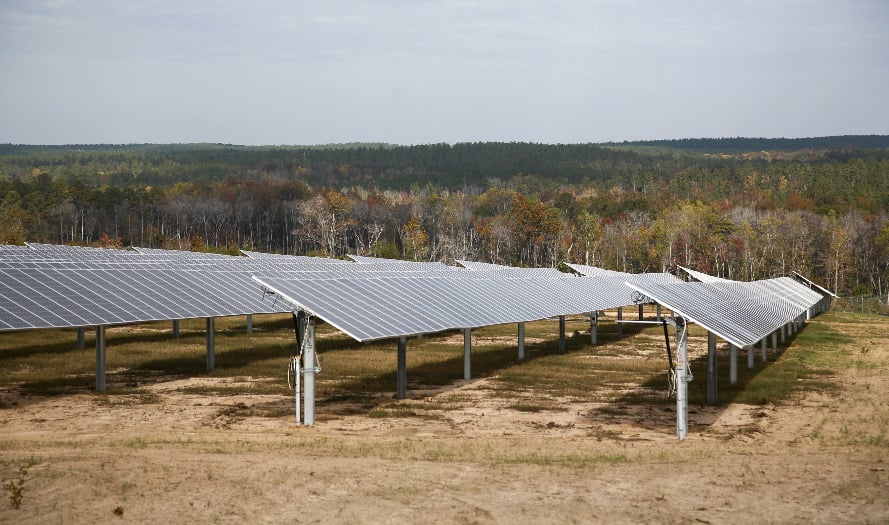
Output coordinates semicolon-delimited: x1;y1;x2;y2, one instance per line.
457;260;569;278
254;273;648;342
240;250;352;264
347;254;457;271
676;265;731;283
675;266;824;311
626;279;812;348
792;271;838;298
0;267;289;331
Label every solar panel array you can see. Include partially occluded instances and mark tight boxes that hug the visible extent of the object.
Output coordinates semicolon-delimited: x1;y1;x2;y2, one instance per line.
1;244;829;349
627;276;823;348
3;246;637;336
0;245;296;330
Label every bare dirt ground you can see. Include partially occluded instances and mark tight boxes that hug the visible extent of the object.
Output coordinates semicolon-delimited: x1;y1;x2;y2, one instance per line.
1;320;888;524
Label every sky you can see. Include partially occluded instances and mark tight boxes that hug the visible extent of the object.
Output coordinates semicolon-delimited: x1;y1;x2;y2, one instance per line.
1;0;888;145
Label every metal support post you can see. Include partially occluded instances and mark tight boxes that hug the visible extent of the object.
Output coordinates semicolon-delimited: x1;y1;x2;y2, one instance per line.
638;303;644;320
617;307;623;336
294;356;300;426
676;318;689;440
246;314;253;334
396;335;407;400
730;345;738;385
77;327;85;350
96;325;106;392
173;319;180;338
558;315;566;353
518;323;525;361
463;328;472;380
748;344;754;369
780;324;786;345
206;317;215;371
590;312;597;346
303;317;316;425
707;331;717;405
656;304;661;321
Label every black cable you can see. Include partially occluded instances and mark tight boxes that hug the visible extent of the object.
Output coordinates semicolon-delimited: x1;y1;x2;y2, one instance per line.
293;310;307;367
662;319;674;372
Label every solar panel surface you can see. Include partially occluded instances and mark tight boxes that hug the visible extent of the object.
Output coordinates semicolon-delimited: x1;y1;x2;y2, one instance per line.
626;279;817;348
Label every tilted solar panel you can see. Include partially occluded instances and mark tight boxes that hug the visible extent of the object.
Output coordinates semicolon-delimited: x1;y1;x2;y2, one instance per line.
626;280;811;348
253;273;645;342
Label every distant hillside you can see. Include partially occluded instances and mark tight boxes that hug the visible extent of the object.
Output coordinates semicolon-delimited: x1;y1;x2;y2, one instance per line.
611;135;889;153
2;139;889;194
0;142;398;156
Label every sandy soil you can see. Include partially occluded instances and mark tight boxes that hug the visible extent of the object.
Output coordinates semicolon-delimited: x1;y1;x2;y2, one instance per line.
1;324;888;524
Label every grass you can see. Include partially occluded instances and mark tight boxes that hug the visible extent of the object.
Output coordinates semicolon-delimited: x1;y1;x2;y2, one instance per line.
510;401;562;413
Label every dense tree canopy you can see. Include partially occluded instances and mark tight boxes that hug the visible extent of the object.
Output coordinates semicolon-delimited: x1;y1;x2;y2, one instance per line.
1;138;888;298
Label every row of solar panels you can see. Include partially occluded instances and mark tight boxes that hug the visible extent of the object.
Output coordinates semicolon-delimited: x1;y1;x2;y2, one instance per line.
0;244;829;347
628;273;827;349
0;244;655;337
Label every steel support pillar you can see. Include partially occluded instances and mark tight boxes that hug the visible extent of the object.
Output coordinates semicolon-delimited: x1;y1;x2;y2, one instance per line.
590;312;597;346
558;315;566;353
759;338;766;365
707;331;717;405
246;314;253;335
77;327;85;350
518;323;525;361
747;344;754;369
656;304;661;321
206;317;215;371
676;319;689;440
396;335;407;400
173;319;180;338
780;324;786;344
730;345;738;385
617;307;623;337
96;325;106;392
463;329;472;380
638;303;644;320
303;317;316;425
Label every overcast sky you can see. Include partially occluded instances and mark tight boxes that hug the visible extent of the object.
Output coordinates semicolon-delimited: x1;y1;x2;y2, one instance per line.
1;0;887;145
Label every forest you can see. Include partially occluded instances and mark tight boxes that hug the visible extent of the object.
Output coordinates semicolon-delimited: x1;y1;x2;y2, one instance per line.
1;137;888;299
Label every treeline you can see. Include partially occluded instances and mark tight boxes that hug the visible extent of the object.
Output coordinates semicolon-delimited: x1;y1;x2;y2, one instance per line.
2;138;888;194
1;141;888;298
616;135;889;153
